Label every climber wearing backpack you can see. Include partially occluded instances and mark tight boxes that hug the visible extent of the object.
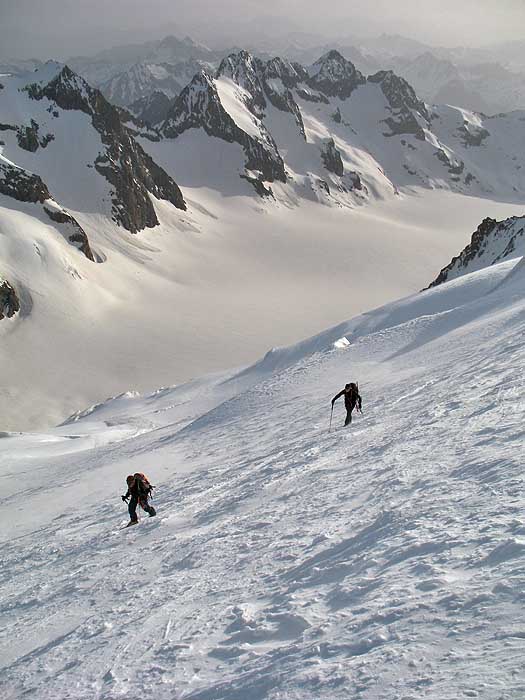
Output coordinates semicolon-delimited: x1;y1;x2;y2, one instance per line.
122;473;156;527
331;382;362;427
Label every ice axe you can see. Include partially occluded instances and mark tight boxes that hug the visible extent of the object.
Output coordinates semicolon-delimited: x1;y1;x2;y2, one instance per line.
329;403;334;433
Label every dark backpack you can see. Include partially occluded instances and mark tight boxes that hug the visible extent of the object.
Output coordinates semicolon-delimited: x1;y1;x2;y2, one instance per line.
134;472;154;498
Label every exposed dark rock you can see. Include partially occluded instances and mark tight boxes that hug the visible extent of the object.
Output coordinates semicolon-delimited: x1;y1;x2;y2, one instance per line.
0;161;50;203
369;70;429;119
0;279;20;320
17;119;40;152
25;65;186;231
348;171;363;190
163;71;286;184
369;70;428;139
332;108;342;123
0;123;16;131
321;138;344;176
259;62;306;139
458;123;490;147
428;216;525;287
43;206;96;261
240;175;274;197
263;57;307;89
0;161;97;261
307;50;366;100
435;149;465;175
40;133;55;148
217;51;267;117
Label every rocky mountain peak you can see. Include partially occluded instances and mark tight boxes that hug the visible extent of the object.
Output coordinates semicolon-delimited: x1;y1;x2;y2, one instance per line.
23;65;186;231
307;50;366;99
162;67;285;186
162;70;219;137
264;57;307;88
368;69;429;121
217;50;266;115
29;65;97;116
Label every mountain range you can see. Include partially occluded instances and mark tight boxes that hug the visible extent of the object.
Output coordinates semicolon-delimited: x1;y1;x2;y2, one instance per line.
3;33;525;117
1;48;524;429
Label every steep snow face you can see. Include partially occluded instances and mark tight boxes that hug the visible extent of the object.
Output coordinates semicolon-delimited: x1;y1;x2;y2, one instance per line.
1;254;525;698
430;215;525;286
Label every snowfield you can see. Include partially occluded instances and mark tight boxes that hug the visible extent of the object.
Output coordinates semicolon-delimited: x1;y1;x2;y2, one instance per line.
1;254;525;699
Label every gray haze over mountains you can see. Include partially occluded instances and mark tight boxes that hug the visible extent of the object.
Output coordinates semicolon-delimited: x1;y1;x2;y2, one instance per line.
1;0;525;60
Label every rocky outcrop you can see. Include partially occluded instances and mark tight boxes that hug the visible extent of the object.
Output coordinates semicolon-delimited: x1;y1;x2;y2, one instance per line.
0;162;96;261
435;149;465;177
369;70;428;140
307;51;366;100
0;161;50;203
259;58;306;138
162;70;286;183
428;215;525;287
263;58;308;89
458;123;490;147
25;65;186;232
0;279;20;320
320;138;344;176
17;119;40;152
16;119;55;152
217;51;266;118
43;205;96;262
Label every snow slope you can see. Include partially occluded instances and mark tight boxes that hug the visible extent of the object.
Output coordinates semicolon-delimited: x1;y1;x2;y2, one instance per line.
1;254;525;698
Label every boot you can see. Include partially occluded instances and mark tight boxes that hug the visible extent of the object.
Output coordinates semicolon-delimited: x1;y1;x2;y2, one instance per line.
126;519;139;527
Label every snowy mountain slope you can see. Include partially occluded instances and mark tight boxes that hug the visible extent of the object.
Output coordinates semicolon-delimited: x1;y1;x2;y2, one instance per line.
429;214;525;286
0;63;185;232
1;253;525;699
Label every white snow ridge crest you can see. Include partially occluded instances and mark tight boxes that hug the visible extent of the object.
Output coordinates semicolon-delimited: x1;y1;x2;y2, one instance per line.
1;250;525;698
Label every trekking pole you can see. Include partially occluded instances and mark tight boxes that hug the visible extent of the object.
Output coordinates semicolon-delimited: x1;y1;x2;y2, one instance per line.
329;404;334;433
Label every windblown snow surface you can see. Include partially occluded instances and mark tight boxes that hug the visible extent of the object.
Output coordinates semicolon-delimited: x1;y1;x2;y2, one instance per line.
1;254;525;699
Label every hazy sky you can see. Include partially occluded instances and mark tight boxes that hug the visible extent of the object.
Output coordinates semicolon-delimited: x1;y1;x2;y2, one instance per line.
1;0;525;60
